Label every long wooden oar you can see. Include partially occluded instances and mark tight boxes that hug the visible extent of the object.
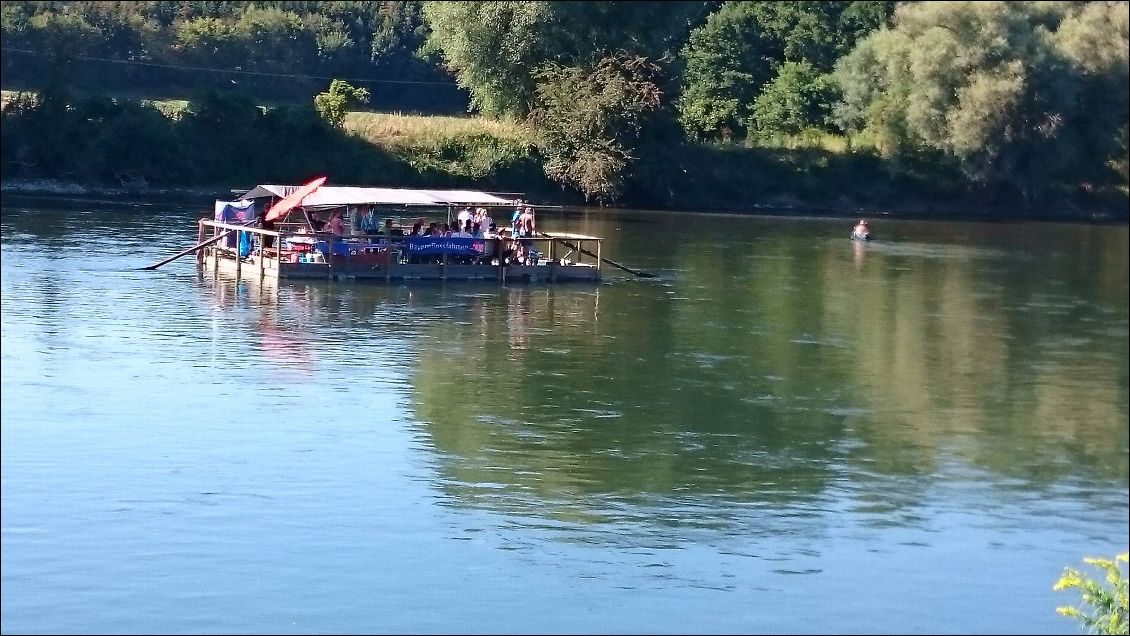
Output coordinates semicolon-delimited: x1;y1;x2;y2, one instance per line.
142;176;326;272
140;230;232;270
538;232;655;278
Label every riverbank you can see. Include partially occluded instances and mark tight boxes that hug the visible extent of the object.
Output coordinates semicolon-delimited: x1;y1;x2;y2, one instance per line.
2;93;1125;223
0;178;228;201
4;176;1124;225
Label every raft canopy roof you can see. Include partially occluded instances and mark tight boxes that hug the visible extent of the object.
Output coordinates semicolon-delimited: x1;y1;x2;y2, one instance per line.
239;184;520;209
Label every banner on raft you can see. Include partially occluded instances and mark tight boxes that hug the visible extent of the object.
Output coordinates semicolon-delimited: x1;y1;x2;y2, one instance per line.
214;200;256;223
215;200;255;247
405;237;486;256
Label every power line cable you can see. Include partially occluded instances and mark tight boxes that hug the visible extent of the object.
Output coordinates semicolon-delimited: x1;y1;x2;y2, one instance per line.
0;47;460;86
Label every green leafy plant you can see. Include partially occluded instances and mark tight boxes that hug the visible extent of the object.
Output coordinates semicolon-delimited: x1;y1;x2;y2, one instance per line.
314;79;369;129
1054;552;1129;635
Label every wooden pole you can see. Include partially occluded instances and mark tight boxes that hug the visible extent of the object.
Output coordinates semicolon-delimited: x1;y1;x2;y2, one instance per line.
496;238;504;282
196;218;205;267
234;230;242;281
276;229;285;286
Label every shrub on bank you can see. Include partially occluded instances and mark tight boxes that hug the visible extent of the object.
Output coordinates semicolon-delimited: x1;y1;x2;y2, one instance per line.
1055;553;1129;635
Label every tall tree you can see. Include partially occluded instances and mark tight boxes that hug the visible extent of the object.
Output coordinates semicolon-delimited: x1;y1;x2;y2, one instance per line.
1;1;461;111
834;1;1129;200
530;54;663;203
420;1;554;118
752;60;840;136
421;1;712;118
677;1;894;140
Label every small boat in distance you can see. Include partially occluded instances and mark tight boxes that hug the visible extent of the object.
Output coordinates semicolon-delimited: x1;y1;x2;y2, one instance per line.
851;218;872;241
195;180;605;285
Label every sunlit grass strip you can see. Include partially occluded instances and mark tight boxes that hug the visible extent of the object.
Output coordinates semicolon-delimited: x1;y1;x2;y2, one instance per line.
344;111;536;149
744;129;855;153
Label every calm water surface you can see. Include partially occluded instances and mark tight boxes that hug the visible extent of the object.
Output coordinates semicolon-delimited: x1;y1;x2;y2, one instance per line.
2;197;1127;634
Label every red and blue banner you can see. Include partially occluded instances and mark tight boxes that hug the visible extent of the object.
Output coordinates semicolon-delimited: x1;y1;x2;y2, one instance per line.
405;237;486;256
214;199;255;247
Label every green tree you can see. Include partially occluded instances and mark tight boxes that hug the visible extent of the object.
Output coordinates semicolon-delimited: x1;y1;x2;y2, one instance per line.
1051;0;1130;184
367;1;428;67
1055;553;1129;635
677;2;782;140
752;60;839;137
421;1;711;118
421;1;555;118
235;6;315;72
834;1;1129;201
25;10;100;80
314;79;370;128
173;16;245;67
677;1;893;140
546;1;714;64
1;2;461;112
71;1;161;60
530;54;663;203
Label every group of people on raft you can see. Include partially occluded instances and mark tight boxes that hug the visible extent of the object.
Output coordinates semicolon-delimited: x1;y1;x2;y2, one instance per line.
289;203;545;266
300;204;536;240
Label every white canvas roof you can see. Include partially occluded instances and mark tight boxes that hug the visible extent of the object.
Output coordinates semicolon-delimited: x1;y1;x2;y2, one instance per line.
240;184;518;208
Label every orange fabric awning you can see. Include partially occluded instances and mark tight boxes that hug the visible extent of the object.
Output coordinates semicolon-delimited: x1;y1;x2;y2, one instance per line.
264;176;327;223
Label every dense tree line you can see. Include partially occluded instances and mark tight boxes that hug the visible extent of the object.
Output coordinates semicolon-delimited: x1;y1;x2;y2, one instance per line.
0;0;465;111
2;88;380;186
677;1;895;140
422;1;1127;205
2;1;1127;210
834;1;1129;202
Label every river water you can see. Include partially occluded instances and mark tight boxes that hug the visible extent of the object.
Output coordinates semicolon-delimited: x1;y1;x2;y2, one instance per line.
2;197;1127;634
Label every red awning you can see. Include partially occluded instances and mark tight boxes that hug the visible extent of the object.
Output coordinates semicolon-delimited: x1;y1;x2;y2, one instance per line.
264;176;327;223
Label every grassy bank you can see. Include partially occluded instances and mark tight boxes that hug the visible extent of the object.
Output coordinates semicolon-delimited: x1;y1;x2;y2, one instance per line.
2;89;1125;221
343;111;549;193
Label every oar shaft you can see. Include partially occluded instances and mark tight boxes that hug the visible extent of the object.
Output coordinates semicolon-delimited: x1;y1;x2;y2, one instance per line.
141;231;230;270
142;217;262;271
541;233;652;278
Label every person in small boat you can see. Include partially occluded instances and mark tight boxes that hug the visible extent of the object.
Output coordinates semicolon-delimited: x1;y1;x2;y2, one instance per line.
851;218;871;240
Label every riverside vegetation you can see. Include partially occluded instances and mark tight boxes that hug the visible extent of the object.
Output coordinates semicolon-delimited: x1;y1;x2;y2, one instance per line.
1055;553;1129;635
1;1;1127;219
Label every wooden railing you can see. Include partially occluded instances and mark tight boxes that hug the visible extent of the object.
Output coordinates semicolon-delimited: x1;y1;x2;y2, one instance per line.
197;218;604;281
